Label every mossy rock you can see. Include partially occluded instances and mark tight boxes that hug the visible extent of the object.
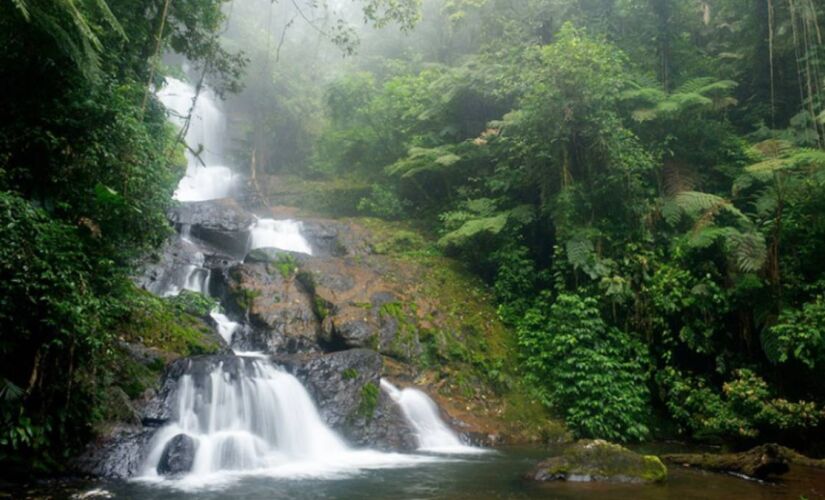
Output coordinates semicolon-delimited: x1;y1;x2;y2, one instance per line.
529;439;667;484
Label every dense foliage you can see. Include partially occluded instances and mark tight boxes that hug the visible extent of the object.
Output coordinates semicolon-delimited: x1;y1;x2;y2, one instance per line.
303;1;825;445
3;0;825;474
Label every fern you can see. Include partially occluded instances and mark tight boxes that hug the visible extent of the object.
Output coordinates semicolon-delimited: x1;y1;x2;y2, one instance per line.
565;233;595;270
622;77;738;122
726;231;767;272
11;0;125;78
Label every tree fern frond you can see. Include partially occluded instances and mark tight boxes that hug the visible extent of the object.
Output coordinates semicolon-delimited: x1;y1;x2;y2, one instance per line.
687;226;736;249
761;326;784;364
10;0;30;20
663;162;697;196
565;233;595;270
750;139;793;159
661;198;682;226
726;231;767;272
675;77;717;94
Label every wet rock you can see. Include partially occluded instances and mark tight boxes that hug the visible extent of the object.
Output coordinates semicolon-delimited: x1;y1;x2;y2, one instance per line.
168;199;255;258
278;349;417;451
101;386;142;426
662;443;790;479
73;425;155;478
528;439;667;483
224;262;320;353
157;434;196;476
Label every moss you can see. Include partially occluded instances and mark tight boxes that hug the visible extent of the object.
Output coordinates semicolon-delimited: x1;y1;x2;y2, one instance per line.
168;290;217;317
358;382;380;420
535;440;667;483
234;288;262;310
119;288;223;357
267;253;299;278
342;368;359;380
314;296;331;320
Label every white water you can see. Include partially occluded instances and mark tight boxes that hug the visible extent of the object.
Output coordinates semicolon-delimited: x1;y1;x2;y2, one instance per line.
209;309;241;345
248;218;313;255
141;359;440;489
146;74;467;490
381;380;484;454
156;77;239;202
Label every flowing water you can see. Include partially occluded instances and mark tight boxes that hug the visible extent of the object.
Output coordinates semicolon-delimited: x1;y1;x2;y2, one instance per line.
64;447;824;499
139;357;444;491
123;76;825;499
381;380;483;454
248;218;313;255
157;77;239;202
139;77;475;492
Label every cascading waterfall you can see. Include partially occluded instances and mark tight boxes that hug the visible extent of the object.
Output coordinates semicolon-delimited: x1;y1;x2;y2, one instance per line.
381;380;483;454
140;75;471;489
157;77;238;202
248;218;313;255
142;358;349;476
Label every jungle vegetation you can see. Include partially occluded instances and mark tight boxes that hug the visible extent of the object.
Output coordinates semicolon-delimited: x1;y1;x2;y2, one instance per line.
2;0;825;474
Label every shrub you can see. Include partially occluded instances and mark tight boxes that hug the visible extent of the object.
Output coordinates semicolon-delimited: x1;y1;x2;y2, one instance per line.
517;293;651;441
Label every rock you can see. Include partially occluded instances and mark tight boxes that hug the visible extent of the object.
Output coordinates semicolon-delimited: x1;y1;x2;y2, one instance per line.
528;439;667;483
73;424;155;478
168;199;255;258
662;443;791;479
277;349;417;451
101;386;142;426
157;434;196;476
224;262;320;353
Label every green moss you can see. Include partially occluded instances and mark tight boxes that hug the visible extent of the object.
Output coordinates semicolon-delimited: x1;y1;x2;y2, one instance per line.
234;288;262;310
358;382;380;420
168;290;217;317
342;368;359;380
267;253;299;278
544;440;667;483
314;297;331;320
119;288;223;357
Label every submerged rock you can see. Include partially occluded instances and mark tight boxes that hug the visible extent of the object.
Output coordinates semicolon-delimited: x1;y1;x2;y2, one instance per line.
662;443;790;479
157;434;196;476
278;349;417;451
528;439;667;483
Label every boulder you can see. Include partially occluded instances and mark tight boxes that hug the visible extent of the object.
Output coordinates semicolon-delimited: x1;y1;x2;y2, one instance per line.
168;199;255;258
278;349;417;451
528;439;667;483
157;434;196;476
662;443;791;479
224;262;320;353
73;425;155;478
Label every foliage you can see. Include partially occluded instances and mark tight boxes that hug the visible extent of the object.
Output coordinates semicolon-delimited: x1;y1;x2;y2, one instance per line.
517;293;650;442
357;184;409;219
763;297;825;369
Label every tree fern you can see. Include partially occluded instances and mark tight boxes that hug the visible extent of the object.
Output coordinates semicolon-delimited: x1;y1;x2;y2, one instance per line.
622;77;737;122
10;0;125;79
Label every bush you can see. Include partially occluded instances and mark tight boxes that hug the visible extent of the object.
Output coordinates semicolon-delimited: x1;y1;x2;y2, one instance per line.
518;293;651;442
357;183;408;219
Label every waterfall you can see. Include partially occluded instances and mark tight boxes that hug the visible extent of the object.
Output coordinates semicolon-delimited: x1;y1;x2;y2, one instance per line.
156;77;239;202
248;218;313;255
140;359;439;488
139;76;465;489
142;358;349;476
380;380;483;454
209;310;241;345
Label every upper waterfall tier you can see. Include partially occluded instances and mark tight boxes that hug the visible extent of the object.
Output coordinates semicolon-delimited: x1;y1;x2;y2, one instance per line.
156;77;239;202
